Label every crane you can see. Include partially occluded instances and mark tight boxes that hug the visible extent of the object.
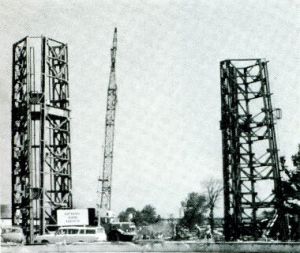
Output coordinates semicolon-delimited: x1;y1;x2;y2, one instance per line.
98;28;118;224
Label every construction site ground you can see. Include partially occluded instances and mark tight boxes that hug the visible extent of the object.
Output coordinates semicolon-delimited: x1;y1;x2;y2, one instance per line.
2;241;300;253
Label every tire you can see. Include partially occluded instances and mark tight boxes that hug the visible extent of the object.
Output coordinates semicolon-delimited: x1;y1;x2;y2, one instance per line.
41;240;49;245
115;232;120;242
109;231;120;242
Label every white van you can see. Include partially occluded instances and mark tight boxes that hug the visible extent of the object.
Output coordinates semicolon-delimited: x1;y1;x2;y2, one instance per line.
34;226;106;244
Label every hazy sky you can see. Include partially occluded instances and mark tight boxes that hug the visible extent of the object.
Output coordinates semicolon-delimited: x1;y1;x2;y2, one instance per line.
0;0;299;218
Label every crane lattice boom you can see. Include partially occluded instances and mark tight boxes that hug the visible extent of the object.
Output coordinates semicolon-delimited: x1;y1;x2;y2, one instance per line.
98;28;118;218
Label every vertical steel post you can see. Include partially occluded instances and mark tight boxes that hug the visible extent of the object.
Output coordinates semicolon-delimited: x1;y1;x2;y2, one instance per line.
39;36;46;235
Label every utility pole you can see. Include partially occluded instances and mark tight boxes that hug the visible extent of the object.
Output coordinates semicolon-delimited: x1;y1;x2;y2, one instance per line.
98;28;118;225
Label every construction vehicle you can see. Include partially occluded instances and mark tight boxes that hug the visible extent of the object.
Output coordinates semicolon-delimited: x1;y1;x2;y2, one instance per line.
97;28;137;242
106;222;137;242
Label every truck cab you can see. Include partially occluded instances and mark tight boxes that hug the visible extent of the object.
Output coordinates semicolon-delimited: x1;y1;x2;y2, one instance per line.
106;222;137;242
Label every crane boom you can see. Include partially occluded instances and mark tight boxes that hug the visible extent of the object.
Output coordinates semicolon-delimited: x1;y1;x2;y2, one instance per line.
98;28;118;221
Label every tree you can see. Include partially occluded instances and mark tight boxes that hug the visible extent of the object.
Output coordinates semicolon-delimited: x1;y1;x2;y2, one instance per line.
118;205;161;227
140;205;158;224
131;210;144;227
179;192;207;230
118;211;127;222
118;207;137;222
204;178;223;235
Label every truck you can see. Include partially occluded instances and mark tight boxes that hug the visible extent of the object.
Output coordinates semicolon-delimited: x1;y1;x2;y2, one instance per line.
105;222;137;242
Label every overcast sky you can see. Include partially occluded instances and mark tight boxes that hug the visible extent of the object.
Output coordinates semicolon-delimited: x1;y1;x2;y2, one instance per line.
0;0;299;218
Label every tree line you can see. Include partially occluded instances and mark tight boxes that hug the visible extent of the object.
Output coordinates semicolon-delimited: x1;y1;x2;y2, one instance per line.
118;178;222;235
118;205;161;227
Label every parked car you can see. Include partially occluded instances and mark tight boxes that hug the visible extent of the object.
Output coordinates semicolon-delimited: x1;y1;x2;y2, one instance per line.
1;226;25;244
34;226;106;244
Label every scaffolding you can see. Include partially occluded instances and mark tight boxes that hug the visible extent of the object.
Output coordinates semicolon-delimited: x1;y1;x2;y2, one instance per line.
11;36;72;243
220;59;288;240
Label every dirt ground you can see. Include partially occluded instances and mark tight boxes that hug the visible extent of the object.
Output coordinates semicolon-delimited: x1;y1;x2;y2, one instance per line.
2;241;300;253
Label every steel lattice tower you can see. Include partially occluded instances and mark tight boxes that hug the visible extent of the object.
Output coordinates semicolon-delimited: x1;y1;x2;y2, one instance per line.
98;28;118;218
12;36;72;243
220;59;288;240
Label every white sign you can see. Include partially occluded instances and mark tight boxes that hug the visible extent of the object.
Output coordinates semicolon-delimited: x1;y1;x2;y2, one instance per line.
57;209;88;226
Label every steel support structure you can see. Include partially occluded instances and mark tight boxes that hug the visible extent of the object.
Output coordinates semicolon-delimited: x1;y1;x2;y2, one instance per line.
98;28;118;221
220;59;287;240
12;36;72;243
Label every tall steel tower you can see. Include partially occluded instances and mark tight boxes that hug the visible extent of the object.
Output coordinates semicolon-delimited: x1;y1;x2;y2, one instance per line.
220;59;288;240
12;36;72;243
98;28;118;219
